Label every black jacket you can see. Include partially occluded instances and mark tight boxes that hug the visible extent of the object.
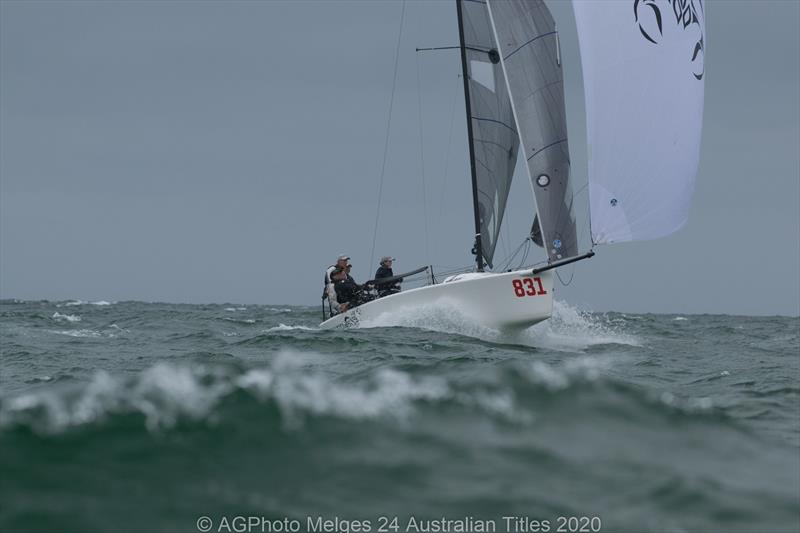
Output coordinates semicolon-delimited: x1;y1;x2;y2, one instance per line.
333;277;361;306
374;266;401;295
375;266;394;281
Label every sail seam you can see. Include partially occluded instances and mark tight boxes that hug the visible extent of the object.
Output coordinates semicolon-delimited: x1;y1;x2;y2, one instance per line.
526;138;567;161
472;116;516;134
503;31;557;61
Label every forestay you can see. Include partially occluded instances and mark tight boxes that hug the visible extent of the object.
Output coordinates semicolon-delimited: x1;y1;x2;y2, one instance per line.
486;0;578;263
458;0;520;268
573;0;706;244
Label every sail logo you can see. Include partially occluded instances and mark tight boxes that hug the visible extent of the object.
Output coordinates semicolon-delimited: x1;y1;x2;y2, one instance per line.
633;0;705;80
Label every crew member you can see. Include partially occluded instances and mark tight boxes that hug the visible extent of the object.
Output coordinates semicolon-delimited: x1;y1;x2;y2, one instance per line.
374;256;401;297
331;267;364;312
323;254;349;314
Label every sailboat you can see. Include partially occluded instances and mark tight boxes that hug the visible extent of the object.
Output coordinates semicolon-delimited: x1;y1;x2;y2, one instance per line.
320;0;704;330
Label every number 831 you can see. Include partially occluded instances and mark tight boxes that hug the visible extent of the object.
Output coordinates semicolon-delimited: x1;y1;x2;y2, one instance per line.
512;277;547;297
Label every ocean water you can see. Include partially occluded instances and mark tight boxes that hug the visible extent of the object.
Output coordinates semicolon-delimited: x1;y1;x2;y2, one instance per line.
0;299;798;533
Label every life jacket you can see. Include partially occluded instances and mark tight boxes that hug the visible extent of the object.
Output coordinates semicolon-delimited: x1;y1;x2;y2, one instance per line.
323;266;340;312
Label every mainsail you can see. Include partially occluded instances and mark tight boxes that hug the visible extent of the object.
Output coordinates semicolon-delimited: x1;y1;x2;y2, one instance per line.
457;0;520;269
486;0;578;263
573;0;705;244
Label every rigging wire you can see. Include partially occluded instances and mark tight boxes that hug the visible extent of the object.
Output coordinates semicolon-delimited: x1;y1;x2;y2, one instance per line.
437;71;462;229
556;265;576;286
369;0;407;270
415;49;431;265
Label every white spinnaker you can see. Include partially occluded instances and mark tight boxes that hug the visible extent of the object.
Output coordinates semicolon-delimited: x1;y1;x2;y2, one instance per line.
573;0;705;244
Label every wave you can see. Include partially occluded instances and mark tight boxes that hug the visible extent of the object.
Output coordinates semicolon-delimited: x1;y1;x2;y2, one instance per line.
47;323;128;338
222;317;257;324
359;300;640;352
58;300;114;307
0;354;449;433
48;329;104;338
0;351;729;437
267;324;316;332
51;312;81;323
520;301;642;352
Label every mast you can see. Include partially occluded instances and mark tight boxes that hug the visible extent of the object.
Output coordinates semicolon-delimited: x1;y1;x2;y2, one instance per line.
455;0;484;272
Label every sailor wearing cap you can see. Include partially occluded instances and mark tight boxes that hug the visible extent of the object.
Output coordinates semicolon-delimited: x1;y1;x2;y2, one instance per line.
323;254;350;314
374;256;401;297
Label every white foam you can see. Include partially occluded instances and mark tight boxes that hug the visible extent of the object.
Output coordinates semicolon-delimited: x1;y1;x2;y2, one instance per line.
359;301;500;339
49;324;127;338
58;300;114;307
239;366;449;424
52;312;81;323
2;349;557;433
359;299;640;352
518;301;642;352
50;329;103;338
522;355;622;391
674;316;688;321
267;324;315;332
131;364;231;429
267;308;292;313
1;364;231;431
225;307;247;312
222;317;256;324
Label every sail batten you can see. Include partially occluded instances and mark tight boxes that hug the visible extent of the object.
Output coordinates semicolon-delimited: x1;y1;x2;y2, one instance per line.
485;0;578;263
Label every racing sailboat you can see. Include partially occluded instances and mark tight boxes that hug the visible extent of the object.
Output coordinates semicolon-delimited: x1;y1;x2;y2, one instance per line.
320;0;705;330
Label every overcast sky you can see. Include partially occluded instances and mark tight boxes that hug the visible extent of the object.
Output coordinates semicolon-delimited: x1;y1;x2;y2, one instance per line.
1;0;798;316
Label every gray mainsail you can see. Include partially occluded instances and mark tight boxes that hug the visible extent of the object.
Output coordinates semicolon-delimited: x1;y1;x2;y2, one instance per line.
486;0;578;262
457;0;520;269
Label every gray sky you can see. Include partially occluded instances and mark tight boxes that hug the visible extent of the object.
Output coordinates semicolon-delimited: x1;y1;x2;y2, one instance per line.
1;0;798;316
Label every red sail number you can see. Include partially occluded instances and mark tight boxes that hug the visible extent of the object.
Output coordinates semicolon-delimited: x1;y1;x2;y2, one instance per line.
512;277;547;297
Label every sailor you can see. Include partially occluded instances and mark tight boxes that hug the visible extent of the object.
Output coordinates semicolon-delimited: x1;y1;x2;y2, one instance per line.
331;267;364;312
323;254;350;314
374;256;401;297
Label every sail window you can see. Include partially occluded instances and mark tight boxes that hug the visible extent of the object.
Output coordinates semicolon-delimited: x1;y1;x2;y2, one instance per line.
536;174;550;187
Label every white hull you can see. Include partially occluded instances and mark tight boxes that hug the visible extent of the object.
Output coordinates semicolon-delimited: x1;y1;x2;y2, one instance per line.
319;268;554;331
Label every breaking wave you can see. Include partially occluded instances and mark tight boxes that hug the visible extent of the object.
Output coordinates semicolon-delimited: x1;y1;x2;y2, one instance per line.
58;300;114;307
0;351;726;437
267;324;317;332
51;312;81;322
